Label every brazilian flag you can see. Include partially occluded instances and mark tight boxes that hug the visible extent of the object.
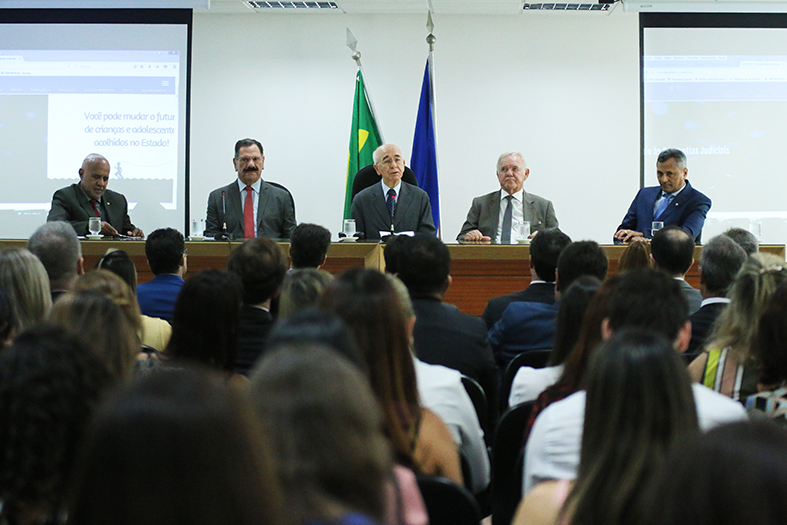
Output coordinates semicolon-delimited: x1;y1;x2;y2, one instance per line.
344;69;383;220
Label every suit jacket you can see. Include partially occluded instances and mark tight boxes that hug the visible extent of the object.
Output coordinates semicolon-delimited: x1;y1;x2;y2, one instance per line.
482;282;556;330
688;301;728;356
235;304;274;376
488;300;560;369
205;180;296;239
677;279;703;315
47;183;136;236
137;273;185;323
350;182;436;240
616;180;711;242
457;189;558;241
412;297;499;414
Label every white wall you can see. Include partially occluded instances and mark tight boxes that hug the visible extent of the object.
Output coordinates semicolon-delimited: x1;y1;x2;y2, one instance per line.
190;9;641;243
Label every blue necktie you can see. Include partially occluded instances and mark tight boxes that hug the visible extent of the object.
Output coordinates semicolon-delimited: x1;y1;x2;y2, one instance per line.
386;188;397;225
654;192;673;220
501;195;514;244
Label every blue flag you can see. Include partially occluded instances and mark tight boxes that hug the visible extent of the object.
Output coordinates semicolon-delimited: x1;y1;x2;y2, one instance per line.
410;55;440;234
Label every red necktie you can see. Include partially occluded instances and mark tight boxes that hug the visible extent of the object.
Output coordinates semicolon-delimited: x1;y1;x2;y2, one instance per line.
244;186;255;239
90;199;100;218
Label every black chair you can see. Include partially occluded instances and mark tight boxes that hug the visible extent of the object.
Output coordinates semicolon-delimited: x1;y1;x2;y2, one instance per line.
500;349;552;412
350;164;418;202
461;376;491;449
491;401;535;525
416;474;482;525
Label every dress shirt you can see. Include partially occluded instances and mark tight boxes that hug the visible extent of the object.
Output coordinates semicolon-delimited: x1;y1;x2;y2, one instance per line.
237;178;262;237
380;180;402;199
700;297;731;308
496;189;526;244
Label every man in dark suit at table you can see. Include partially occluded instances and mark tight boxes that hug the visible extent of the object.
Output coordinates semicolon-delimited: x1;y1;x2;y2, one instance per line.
205;138;296;240
481;228;571;330
350;144;435;241
47;154;144;238
614;148;711;243
457;152;558;243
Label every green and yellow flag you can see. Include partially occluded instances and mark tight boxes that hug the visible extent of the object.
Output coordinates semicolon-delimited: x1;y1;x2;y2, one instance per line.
344;69;383;219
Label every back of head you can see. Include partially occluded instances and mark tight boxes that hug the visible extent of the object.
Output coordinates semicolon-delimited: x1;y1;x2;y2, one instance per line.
72;269;143;335
0;324;111;524
550;276;601;366
396;233;450;296
227;237;287;305
166;270;242;372
144;228;184;275
644;420;787;525
605;268;688;343
650;225;695;276
0;247;52;336
754;282;787;386
529;228;572;282
68;367;286;525
279;268;334;319
568;329;698;525
723;227;759;255
556;240;608;293
0;286;14;346
617;241;651;272
95;249;138;293
383;234;411;274
289;223;331;269
28;221;82;290
250;344;391;522
699;234;747;296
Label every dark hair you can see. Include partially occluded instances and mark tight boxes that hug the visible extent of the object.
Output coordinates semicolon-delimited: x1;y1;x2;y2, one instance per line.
529;228;572;283
605;268;688;343
617;241;650;272
549;276;601;366
396;233;451;296
0;324;112;524
643;420;787;525
235;138;264;158
556;240;608;293
279;269;334;318
657;148;687;168
755;282;787;386
723;227;759;255
68;367;287;525
564;329;698;525
383;234;410;274
165;270;243;372
0;285;14;344
28;221;82;290
95;249;138;293
227;237;288;305
651;225;695;275
699;235;747;295
144;228;185;275
289;223;331;269
250;345;392;522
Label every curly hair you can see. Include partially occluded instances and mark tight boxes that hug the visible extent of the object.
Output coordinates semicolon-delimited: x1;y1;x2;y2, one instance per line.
0;324;112;524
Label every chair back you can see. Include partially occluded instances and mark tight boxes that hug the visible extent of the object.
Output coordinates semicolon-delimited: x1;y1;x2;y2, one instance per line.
350;164;418;202
491;401;535;525
500;349;552;412
416;474;482;525
461;375;491;449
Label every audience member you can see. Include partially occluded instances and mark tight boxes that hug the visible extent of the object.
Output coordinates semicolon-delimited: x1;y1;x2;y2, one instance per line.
482;228;571;329
95;249;138;292
745;283;787;418
27;221;84;301
616;240;650;272
723;226;759;255
279;268;334;319
0;325;112;525
687;235;747;358
689;253;787;401
227;237;288;375
0;286;13;347
68;367;287;525
382;234;409;274
0;247;52;337
289;223;331;269
136;228;187;322
514;330;699;525
650;225;702;314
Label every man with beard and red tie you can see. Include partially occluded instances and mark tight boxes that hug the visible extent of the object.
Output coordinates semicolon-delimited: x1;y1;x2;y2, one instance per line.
205;138;296;240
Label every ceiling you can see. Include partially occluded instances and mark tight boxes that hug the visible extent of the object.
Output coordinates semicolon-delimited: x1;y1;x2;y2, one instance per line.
199;0;530;15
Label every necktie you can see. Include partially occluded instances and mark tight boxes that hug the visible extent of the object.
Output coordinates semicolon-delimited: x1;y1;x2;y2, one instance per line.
501;195;514;244
654;191;673;220
90;199;100;218
244;186;255;239
386;188;397;226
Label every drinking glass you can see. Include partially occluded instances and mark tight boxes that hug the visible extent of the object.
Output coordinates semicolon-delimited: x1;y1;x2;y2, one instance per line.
518;221;531;242
343;219;356;237
88;217;101;236
651;221;664;235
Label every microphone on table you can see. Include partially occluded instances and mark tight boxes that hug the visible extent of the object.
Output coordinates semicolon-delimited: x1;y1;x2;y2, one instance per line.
215;191;230;241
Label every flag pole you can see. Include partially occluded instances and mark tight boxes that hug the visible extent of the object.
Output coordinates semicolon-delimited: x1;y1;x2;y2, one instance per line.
346;28;383;143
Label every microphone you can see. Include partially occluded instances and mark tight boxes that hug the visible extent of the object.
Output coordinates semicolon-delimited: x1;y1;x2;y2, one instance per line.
215;191;229;241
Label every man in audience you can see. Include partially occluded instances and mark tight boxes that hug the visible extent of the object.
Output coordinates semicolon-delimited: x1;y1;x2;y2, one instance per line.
47;154;144;238
482;228;571;330
458;152;558;243
227;236;288;375
489;241;608;369
396;234;498;412
351;144;435;240
614;148;711;243
289;223;331;269
523;268;748;494
137;228;186;322
723;226;759;255
27;221;84;301
686;235;747;357
650;225;702;314
205;138;296;240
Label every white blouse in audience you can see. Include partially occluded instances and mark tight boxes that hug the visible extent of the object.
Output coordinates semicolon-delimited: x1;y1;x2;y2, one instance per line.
508;365;563;407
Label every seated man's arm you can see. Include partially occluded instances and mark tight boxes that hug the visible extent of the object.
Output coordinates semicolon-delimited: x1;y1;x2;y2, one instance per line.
280;191;297;239
544;200;558;229
118;200;143;238
679;194;711;242
614;190;645;242
457;197;490;241
416;196;436;235
350;195;367;238
47;190;88;236
205;190;222;238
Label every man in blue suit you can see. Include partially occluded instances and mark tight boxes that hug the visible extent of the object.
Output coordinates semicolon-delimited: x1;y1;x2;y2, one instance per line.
614;148;711;243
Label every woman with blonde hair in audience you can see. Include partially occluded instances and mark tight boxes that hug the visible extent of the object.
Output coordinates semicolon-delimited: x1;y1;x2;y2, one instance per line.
689;253;787;401
320;268;463;486
616;241;650;272
279;268;334;319
514;330;699;525
0;247;52;337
